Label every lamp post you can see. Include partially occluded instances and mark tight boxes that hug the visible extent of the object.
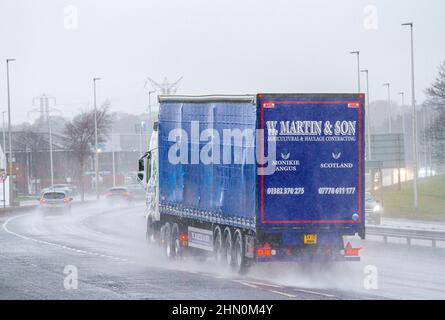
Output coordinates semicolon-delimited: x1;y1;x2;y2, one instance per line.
383;83;392;133
350;51;361;92
361;69;371;160
93;77;101;200
398;92;406;138
402;22;419;210
2;111;6;165
2;111;6;208
6;58;16;206
398;92;408;182
148;90;155;133
139;121;146;157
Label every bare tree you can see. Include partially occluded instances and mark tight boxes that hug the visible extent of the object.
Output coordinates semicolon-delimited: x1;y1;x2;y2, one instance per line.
425;62;445;169
63;101;113;201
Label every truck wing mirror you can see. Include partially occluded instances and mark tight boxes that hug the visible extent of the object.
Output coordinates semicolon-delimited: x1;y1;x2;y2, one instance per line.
138;151;151;182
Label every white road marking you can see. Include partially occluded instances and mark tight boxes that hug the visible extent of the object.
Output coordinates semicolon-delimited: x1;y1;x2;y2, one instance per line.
232;279;259;288
270;290;297;298
242;280;282;288
292;288;336;298
2;214;128;262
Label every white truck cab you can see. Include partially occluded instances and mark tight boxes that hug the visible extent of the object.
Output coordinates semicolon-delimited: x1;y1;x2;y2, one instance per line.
138;122;160;226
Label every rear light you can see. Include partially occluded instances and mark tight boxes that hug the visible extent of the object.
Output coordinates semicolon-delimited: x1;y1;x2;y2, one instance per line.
63;197;70;203
257;242;273;257
344;242;362;257
39;198;45;204
123;192;130;197
180;233;188;246
105;192;112;197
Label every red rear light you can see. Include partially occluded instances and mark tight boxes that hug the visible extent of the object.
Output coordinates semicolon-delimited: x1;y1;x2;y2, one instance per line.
180;233;188;241
105;192;112;197
39;198;45;204
257;242;272;257
123;192;130;197
64;197;69;203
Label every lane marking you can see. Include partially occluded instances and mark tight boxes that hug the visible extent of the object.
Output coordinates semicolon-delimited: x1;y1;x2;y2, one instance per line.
242;280;282;288
2;214;128;262
269;290;297;298
232;280;259;288
292;288;336;298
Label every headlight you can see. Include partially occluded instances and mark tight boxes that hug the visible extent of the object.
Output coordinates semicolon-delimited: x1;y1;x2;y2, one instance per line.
373;204;381;213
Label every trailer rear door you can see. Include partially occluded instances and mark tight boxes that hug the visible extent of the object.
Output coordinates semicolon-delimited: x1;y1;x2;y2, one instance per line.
256;94;365;228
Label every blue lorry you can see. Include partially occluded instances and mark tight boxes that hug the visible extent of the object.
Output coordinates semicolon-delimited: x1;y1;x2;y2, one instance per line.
139;93;365;273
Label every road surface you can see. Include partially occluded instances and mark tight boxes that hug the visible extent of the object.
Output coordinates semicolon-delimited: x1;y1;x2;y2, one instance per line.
0;202;444;299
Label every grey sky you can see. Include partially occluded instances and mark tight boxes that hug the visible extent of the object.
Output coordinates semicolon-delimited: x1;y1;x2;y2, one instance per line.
0;0;444;124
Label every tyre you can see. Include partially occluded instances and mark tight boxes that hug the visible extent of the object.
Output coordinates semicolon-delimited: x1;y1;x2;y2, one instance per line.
233;229;248;274
213;226;224;265
223;227;233;267
171;223;182;259
162;222;173;259
146;216;155;244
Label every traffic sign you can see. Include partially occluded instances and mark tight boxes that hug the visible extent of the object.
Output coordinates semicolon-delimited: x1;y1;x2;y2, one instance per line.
370;133;405;169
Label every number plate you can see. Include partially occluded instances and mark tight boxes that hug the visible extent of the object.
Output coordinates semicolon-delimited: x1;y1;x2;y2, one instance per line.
304;234;317;244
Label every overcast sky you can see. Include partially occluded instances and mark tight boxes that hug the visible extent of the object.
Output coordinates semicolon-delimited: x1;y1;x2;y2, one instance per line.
0;0;444;124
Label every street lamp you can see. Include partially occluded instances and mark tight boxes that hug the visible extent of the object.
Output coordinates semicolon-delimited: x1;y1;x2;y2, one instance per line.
148;90;155;133
402;21;419;210
350;51;361;92
6;58;16;206
398;91;408;182
2;111;7;208
139;121;145;157
361;69;372;160
93;77;101;200
398;91;406;139
383;83;392;133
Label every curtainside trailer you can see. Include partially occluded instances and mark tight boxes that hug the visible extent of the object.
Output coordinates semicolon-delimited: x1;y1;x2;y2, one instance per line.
138;93;365;273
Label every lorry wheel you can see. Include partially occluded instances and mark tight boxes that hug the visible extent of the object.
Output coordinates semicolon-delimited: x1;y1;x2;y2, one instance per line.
146;216;155;244
171;223;182;259
223;228;233;267
163;222;173;259
213;227;224;264
233;229;247;274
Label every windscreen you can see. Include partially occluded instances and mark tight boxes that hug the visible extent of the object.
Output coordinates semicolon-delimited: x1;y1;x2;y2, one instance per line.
43;192;66;200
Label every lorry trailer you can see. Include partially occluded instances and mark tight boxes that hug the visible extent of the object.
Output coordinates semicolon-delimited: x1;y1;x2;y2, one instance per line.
138;93;365;273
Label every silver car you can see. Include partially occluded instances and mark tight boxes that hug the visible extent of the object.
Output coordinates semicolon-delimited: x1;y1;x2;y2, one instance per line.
365;191;383;225
38;191;73;214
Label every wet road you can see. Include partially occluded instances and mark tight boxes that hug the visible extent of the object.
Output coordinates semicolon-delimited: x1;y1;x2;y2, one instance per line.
0;202;444;300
